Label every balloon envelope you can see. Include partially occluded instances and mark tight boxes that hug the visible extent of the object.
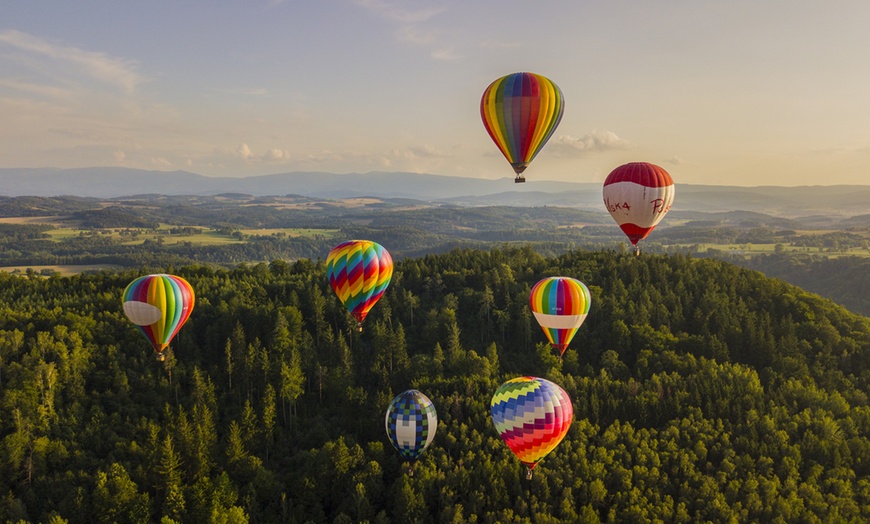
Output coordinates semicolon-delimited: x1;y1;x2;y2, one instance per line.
481;72;564;181
603;162;675;249
530;277;591;357
385;389;438;462
122;274;195;355
491;376;573;473
326;240;393;328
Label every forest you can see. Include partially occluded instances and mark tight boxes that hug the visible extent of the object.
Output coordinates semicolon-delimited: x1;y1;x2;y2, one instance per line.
2;246;870;523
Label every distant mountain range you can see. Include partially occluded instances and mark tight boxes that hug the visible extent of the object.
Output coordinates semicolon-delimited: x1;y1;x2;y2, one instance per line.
2;166;869;218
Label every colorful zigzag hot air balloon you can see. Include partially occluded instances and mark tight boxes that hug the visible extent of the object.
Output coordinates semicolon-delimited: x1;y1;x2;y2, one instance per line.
603;162;675;255
530;277;591;360
326;240;393;331
385;389;438;476
122;274;195;360
491;376;573;479
481;72;564;183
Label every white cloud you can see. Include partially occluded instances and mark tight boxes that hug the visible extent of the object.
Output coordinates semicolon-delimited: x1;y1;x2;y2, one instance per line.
431;48;460;61
0;30;144;95
398;144;449;159
263;148;290;161
549;130;632;156
396;26;436;45
480;39;520;49
237;143;255;160
352;0;452;61
0;78;76;101
352;0;443;24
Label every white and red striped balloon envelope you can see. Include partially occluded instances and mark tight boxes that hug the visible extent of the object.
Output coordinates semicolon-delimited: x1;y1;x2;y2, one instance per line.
602;162;675;254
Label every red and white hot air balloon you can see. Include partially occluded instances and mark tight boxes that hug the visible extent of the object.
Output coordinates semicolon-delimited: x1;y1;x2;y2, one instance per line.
603;162;675;255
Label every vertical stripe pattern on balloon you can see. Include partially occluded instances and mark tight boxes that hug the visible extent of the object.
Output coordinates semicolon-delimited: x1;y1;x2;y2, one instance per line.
529;277;591;354
122;274;195;354
481;72;564;175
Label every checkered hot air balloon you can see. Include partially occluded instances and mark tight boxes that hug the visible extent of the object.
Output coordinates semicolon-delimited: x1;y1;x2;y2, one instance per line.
491;376;573;479
385;389;437;476
326;240;393;331
530;277;591;360
122;274;195;360
603;162;675;255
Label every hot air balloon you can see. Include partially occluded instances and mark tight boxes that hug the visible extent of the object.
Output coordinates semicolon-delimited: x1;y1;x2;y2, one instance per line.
385;389;438;476
530;277;591;360
481;72;564;183
326;240;393;331
603;162;675;255
122;274;195;360
491;376;573;479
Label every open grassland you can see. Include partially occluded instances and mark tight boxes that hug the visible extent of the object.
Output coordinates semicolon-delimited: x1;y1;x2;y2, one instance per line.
41;226;339;246
238;227;339;238
699;243;870;257
0;264;125;276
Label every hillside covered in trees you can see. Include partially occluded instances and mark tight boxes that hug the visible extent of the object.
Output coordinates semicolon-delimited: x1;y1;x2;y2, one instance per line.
2;248;870;523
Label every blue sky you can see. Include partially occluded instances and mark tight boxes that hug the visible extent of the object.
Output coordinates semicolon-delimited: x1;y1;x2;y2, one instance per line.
2;0;869;185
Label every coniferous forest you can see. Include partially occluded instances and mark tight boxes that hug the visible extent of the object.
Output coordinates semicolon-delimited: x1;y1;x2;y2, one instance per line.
2;247;870;523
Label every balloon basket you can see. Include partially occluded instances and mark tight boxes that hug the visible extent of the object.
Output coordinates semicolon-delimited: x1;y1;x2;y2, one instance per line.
526;468;533;480
514;176;526;183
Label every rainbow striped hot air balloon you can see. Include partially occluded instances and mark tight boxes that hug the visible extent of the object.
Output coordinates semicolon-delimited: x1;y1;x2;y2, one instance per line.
530;277;591;360
481;72;564;183
122;274;195;360
385;389;438;476
603;162;675;255
326;240;393;331
491;376;573;479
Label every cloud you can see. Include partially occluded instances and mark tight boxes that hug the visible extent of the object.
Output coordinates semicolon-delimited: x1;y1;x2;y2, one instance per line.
235;143;292;163
664;156;684;165
237;143;255;160
480;39;520;49
0;29;144;95
352;0;443;24
263;148;290;161
352;0;452;60
212;87;271;97
431;48;460;61
114;150;126;163
549;130;632;156
396;26;436;45
0;78;76;100
401;144;449;159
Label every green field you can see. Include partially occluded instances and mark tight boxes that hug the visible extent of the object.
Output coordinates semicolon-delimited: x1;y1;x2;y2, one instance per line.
0;264;125;276
42;226;339;246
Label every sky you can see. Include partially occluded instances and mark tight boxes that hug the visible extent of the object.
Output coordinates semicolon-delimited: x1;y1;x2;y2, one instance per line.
2;1;869;186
